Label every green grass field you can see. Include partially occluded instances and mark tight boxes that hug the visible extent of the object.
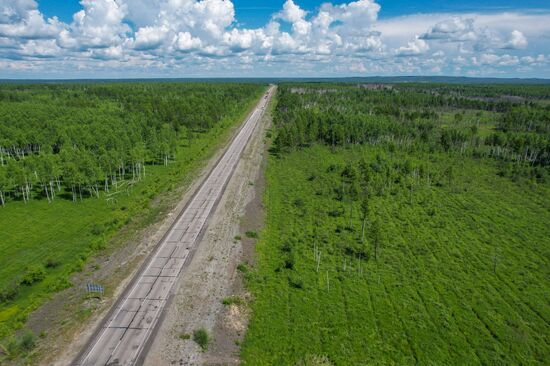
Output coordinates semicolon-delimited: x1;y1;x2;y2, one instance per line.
241;144;550;365
0;89;263;345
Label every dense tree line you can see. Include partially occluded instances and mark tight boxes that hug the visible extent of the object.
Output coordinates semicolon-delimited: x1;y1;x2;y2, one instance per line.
273;84;550;181
0;83;263;206
398;82;550;100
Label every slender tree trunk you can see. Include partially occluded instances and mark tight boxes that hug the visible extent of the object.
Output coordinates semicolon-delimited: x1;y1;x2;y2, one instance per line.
25;181;30;202
316;251;321;272
0;191;4;206
49;181;55;200
44;184;51;203
361;218;366;243
349;200;353;229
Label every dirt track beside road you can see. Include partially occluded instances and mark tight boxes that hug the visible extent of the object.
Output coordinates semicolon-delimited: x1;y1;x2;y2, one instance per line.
143;93;272;366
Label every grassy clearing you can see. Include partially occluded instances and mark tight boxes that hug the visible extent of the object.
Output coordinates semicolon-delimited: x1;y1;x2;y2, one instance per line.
241;144;550;365
0;87;264;350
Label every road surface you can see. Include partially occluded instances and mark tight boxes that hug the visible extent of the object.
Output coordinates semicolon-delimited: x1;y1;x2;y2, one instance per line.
75;86;275;366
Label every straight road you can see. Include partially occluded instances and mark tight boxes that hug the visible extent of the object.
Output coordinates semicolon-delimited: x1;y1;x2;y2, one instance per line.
75;86;275;366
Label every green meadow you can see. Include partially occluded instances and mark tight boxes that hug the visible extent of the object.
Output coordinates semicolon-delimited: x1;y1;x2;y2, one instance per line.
243;145;549;365
241;84;550;365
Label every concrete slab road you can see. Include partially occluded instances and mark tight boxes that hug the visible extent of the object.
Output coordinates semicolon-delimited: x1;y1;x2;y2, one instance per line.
74;86;275;366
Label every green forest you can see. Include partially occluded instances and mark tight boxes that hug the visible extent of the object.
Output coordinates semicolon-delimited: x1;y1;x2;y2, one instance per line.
242;83;550;365
0;83;262;205
0;82;264;355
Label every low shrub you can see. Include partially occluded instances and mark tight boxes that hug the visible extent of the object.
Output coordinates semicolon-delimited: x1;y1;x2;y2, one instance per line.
90;224;104;236
0;281;20;302
3;331;38;357
222;296;244;306
21;266;46;286
45;258;61;269
245;231;258;238
193;328;209;351
19;331;36;351
284;255;295;270
288;275;304;289
295;355;334;366
179;333;191;340
237;263;249;273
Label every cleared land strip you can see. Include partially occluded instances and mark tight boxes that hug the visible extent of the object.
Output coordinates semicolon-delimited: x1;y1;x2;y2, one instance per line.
75;86;274;366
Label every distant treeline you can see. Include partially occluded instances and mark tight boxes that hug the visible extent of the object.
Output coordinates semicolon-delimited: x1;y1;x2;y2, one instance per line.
273;84;550;181
0;83;263;206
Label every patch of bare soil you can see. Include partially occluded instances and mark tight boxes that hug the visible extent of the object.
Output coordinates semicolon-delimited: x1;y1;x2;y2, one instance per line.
144;97;272;366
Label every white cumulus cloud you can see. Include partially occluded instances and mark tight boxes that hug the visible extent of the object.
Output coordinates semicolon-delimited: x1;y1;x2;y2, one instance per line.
397;37;429;56
504;30;528;50
0;0;61;39
420;17;477;42
174;31;202;52
133;26;169;50
58;0;130;50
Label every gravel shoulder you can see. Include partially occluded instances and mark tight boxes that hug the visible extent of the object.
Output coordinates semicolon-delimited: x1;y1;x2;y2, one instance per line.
143;93;272;366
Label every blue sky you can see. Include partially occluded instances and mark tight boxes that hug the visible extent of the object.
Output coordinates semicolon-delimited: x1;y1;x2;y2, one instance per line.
1;0;550;78
37;1;550;24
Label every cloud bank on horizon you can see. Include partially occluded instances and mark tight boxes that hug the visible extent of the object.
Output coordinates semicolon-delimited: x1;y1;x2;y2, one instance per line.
0;0;549;78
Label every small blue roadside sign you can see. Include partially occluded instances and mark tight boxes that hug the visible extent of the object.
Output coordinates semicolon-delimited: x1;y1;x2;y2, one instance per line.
86;283;104;295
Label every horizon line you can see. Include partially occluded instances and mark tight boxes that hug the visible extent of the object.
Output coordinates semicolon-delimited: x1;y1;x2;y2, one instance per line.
1;75;549;81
